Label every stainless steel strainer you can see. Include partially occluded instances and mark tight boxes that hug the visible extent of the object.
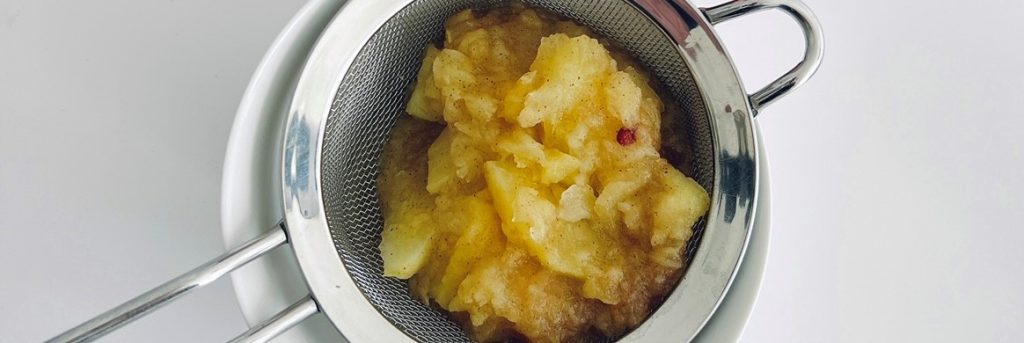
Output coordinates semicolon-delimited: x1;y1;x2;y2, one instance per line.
50;0;822;342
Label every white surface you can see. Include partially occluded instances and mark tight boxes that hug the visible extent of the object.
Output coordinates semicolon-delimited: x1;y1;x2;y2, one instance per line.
3;0;1024;342
0;1;305;342
688;0;1024;342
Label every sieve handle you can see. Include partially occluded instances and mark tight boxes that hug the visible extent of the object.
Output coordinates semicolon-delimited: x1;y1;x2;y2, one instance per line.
702;0;824;114
227;296;319;343
47;222;290;343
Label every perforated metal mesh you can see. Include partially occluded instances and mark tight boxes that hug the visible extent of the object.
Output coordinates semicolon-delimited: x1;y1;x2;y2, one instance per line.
319;0;713;341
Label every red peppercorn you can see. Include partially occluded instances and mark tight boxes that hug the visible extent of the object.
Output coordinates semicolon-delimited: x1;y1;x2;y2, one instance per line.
617;128;636;146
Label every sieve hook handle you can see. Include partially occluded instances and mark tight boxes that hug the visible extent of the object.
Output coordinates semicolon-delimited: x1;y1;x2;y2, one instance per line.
702;0;824;115
47;222;313;343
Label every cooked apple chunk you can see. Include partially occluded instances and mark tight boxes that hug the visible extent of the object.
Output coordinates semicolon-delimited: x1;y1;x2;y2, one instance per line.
377;5;709;342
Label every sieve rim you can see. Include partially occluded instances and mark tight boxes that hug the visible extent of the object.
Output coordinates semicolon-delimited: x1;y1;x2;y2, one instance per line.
281;0;759;342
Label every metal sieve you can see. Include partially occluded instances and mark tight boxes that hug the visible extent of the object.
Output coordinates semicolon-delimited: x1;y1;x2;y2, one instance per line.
50;0;822;342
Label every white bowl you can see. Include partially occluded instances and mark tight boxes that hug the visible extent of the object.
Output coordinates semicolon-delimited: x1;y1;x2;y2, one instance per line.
221;1;772;341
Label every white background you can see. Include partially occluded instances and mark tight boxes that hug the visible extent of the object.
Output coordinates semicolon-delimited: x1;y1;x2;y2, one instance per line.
2;0;1022;342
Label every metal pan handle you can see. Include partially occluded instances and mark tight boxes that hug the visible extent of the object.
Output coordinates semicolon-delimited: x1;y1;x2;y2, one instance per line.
701;0;824;115
47;221;315;343
227;296;318;343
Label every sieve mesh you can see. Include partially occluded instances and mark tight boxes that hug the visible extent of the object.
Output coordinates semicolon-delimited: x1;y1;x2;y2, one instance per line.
319;0;714;341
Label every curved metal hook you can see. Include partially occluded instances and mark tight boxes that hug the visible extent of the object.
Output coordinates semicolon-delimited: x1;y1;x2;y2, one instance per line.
703;0;825;115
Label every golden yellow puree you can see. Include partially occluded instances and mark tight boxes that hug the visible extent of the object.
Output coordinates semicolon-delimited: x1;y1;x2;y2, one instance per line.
377;6;710;342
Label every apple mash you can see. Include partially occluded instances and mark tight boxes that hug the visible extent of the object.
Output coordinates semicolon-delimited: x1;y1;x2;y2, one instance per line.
377;5;710;342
